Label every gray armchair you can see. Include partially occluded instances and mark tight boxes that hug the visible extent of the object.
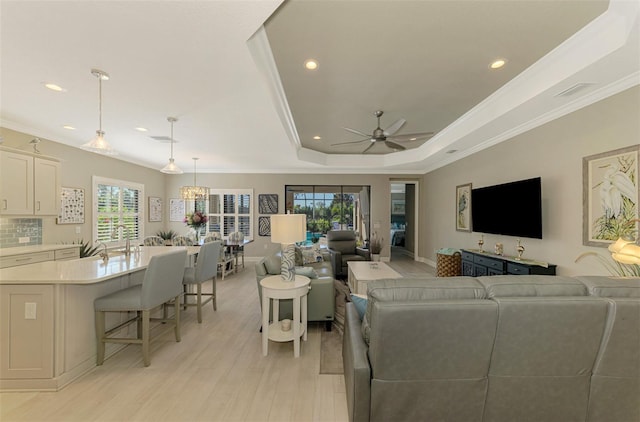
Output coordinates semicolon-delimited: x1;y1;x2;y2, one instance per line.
326;230;370;278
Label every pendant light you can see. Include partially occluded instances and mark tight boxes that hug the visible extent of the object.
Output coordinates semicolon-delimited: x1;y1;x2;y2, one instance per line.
180;158;209;200
82;68;117;155
160;117;183;174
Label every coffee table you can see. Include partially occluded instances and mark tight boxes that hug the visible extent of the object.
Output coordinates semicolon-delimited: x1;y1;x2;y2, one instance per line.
347;261;402;295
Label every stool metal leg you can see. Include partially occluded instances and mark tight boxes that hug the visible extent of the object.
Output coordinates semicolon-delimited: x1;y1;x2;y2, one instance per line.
174;295;182;342
142;310;150;367
95;311;106;365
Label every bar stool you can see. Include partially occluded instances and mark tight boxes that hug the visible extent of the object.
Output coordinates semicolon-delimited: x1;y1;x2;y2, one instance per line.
94;249;187;367
183;240;220;323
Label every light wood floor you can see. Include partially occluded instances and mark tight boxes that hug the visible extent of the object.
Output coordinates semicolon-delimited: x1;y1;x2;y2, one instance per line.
0;265;349;422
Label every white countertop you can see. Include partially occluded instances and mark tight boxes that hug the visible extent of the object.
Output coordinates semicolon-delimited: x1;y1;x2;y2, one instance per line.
0;244;80;258
0;246;198;285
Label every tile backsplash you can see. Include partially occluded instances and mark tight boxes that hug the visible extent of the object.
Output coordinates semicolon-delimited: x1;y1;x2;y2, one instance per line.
0;218;42;248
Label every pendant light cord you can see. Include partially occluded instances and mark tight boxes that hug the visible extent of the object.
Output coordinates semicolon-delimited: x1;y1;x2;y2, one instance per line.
98;76;103;133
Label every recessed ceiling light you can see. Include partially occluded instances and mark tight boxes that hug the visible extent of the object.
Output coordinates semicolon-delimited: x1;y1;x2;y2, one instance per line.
304;59;318;70
63;125;76;130
409;137;417;141
135;127;148;132
446;149;458;154
313;135;321;140
489;59;507;69
44;83;66;92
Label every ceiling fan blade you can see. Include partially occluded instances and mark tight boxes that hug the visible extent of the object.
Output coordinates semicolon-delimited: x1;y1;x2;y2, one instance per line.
343;127;371;137
362;142;376;154
331;139;368;146
383;118;406;136
385;141;406;151
387;131;435;142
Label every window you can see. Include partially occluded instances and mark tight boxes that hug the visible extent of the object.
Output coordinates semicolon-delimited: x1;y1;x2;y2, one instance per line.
207;189;253;239
93;176;144;247
285;185;371;241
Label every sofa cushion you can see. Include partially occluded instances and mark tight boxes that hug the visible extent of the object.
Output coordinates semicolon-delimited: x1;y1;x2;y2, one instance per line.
574;276;640;298
263;253;281;274
478;275;587;297
361;278;486;344
295;266;318;279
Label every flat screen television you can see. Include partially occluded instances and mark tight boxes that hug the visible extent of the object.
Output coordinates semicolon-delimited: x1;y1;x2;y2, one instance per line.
471;177;543;239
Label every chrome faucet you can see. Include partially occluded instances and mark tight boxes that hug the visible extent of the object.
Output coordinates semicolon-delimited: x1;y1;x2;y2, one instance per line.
112;224;131;256
96;240;109;262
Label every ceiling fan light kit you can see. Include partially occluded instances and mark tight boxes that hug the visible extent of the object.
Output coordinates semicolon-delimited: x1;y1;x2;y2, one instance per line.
82;68;118;155
332;110;434;154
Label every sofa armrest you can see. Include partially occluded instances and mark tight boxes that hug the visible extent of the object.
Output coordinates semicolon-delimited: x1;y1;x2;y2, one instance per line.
356;247;370;260
328;248;343;276
343;302;371;422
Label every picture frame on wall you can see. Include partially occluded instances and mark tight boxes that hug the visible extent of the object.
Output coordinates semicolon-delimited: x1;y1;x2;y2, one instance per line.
258;216;271;236
583;145;639;247
391;200;405;215
456;183;472;232
57;187;85;224
148;196;162;222
169;198;185;222
258;194;278;214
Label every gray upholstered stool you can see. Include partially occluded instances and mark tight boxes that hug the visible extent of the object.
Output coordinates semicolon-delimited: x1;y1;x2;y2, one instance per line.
94;249;188;367
183;240;221;323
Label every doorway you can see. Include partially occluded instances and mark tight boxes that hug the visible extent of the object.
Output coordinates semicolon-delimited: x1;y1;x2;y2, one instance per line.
390;181;418;261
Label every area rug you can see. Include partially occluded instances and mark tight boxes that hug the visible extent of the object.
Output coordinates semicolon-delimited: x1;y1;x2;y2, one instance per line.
320;328;344;374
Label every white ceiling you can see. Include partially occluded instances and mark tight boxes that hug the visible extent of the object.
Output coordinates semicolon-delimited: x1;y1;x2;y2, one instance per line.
1;0;638;175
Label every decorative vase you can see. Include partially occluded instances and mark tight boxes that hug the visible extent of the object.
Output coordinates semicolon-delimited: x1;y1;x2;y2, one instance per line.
372;253;381;262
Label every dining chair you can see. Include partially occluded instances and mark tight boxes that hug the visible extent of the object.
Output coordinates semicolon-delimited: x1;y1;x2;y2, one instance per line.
143;236;165;246
229;231;245;269
183;240;221;323
172;235;194;246
204;235;234;280
94;249;188;367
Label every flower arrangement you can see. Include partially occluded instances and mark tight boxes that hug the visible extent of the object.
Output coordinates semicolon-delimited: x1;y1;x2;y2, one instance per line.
184;211;208;229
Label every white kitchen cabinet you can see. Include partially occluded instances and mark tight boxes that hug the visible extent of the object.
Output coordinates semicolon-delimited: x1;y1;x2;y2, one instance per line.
0;148;60;216
34;157;60;216
0;150;33;215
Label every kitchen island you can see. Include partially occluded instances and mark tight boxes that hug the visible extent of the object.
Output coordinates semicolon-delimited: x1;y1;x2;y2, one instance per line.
0;246;196;391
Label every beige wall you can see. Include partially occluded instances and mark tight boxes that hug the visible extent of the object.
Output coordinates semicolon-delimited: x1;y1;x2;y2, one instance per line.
164;173;419;259
0;128;166;245
420;86;640;276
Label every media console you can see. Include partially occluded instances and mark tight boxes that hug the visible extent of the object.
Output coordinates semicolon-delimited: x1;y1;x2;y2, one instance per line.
461;249;556;276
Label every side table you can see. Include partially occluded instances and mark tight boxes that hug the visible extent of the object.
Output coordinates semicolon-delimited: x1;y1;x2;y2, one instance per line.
260;274;311;358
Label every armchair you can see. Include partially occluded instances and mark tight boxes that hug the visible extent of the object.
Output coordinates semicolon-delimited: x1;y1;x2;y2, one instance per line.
326;230;370;278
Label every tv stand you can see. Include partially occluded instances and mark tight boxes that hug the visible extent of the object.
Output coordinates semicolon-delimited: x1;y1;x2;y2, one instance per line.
461;249;556;276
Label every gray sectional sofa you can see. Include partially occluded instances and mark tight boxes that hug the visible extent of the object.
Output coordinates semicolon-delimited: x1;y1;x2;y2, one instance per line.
343;275;640;422
255;250;335;330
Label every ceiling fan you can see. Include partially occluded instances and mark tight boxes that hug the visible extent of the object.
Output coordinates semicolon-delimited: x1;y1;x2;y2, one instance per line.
332;110;434;153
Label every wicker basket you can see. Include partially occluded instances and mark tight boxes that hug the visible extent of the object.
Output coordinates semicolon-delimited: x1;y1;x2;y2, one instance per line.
436;252;462;277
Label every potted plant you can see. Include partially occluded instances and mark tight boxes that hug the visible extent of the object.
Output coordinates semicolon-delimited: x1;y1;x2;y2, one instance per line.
370;233;383;261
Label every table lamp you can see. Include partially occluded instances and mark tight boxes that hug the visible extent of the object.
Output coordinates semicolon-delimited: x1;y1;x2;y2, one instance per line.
271;214;307;281
609;219;640;265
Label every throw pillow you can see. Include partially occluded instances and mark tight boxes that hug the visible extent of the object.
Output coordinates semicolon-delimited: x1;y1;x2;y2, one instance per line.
294;246;304;266
295;266;318;279
301;247;322;264
350;293;368;320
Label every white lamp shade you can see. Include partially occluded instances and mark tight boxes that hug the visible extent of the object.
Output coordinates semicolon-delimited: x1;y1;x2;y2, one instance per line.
161;158;183;174
82;131;117;155
271;214;306;244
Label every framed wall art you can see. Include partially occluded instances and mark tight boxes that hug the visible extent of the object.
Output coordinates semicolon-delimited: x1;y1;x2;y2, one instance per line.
57;187;85;224
169;198;185;222
258;216;271;236
258;194;278;214
148;196;162;222
456;183;472;232
391;200;405;215
583;145;639;247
